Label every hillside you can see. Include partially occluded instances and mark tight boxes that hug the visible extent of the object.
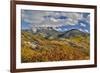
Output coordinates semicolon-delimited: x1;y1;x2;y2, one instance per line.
21;29;90;63
58;29;89;38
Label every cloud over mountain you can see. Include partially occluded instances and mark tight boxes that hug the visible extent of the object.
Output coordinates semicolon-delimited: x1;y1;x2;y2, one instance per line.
21;10;90;33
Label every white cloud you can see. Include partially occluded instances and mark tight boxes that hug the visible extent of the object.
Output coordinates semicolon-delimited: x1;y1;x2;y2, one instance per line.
22;10;88;28
50;17;58;22
81;14;90;24
79;28;83;31
61;12;83;25
85;15;90;23
84;29;89;33
54;28;62;31
80;23;86;27
79;28;89;33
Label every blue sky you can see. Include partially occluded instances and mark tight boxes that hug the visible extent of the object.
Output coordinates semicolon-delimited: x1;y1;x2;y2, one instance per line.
21;10;90;33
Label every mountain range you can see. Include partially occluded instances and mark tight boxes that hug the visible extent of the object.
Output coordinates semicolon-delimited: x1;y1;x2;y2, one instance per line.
24;28;90;39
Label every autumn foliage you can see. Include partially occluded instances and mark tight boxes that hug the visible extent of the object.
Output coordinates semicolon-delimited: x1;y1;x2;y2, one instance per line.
21;31;90;63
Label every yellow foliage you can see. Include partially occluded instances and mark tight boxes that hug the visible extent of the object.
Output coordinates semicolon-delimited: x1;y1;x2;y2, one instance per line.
21;32;90;63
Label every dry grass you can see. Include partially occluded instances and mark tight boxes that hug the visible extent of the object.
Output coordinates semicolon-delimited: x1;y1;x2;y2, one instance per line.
21;31;90;63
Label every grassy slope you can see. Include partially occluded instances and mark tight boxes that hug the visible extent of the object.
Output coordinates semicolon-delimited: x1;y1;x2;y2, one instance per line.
21;31;90;63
